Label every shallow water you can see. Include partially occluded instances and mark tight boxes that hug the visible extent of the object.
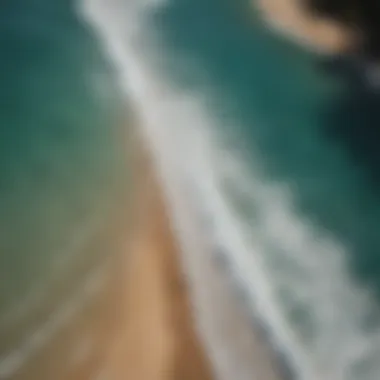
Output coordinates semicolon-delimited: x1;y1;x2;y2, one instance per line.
0;0;131;376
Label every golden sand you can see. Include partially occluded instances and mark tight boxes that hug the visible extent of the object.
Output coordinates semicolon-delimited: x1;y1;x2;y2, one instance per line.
254;0;356;54
98;140;215;380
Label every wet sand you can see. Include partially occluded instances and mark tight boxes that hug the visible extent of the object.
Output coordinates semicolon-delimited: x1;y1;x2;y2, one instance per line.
253;0;355;54
115;128;286;380
100;140;215;380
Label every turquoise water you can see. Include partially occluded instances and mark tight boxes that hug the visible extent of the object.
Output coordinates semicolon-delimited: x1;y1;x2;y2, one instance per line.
154;0;380;295
0;0;129;345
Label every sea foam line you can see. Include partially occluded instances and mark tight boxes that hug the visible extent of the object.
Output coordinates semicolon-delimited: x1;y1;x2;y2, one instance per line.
78;1;314;378
78;1;380;379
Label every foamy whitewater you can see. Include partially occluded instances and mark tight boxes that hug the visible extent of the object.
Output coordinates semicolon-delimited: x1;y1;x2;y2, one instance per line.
80;1;380;379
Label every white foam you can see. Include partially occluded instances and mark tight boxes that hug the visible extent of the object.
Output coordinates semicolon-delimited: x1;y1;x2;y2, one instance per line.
78;1;380;379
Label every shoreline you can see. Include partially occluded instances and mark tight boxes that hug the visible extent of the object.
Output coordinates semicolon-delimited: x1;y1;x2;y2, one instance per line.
99;133;215;380
133;116;287;380
81;3;295;376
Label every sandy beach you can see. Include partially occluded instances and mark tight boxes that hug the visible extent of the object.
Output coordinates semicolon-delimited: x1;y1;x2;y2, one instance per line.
253;0;355;54
98;138;215;380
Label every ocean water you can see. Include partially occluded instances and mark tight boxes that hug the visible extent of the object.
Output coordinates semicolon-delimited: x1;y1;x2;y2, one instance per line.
3;0;380;378
83;0;380;379
0;0;131;376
